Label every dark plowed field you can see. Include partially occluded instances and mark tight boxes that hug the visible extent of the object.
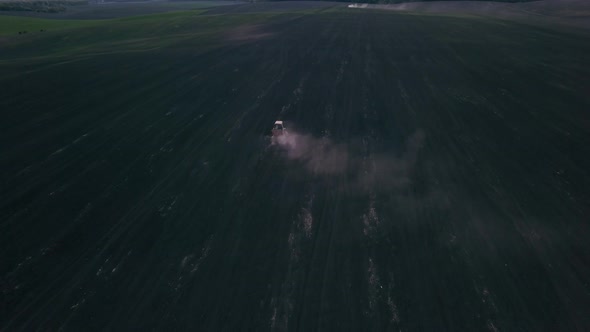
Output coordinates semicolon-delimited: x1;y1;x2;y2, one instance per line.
1;5;590;331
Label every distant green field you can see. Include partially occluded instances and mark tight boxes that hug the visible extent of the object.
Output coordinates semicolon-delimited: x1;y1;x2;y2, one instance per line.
0;10;284;62
0;4;334;62
0;1;242;19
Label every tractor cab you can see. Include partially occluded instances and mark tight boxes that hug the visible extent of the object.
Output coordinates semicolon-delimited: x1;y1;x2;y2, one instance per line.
272;121;285;136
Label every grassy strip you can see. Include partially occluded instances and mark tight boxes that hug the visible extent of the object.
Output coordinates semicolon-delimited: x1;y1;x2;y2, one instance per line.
0;13;99;34
0;9;219;35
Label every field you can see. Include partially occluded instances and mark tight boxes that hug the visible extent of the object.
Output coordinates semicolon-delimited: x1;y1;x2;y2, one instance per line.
0;0;240;18
1;2;590;330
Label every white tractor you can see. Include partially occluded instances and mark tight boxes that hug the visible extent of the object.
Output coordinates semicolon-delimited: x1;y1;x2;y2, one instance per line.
272;120;286;137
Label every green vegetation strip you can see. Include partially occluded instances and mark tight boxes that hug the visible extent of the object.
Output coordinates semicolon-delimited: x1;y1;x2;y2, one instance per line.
0;14;98;34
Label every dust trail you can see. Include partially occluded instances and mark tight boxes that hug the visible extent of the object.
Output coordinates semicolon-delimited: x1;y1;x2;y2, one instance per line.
275;133;349;175
274;129;425;192
357;130;425;192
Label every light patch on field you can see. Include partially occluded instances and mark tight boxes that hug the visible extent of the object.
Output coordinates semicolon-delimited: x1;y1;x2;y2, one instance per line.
362;194;379;237
268;191;315;331
300;194;314;238
226;24;273;42
366;258;382;317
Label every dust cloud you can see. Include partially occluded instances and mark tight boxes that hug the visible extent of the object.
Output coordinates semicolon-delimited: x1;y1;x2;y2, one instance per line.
274;130;425;191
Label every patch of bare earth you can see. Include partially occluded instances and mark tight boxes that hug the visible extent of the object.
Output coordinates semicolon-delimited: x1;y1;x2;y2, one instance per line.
225;24;273;42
